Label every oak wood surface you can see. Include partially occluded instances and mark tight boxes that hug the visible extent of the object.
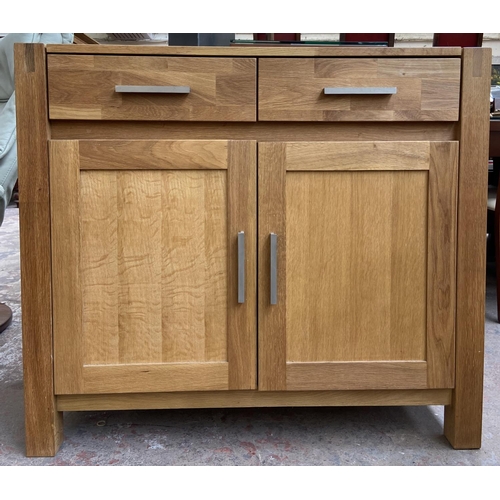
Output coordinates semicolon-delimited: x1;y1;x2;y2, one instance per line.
50;141;84;394
46;44;462;57
14;43;64;457
82;363;229;393
51;121;458;142
258;143;287;391
48;55;256;121
227;142;257;389
56;389;452;411
284;141;431;170
444;48;491;449
426;142;458;388
78;140;229;170
259;58;461;121
285;170;428;363
50;139;256;394
286;362;428;390
260;140;457;391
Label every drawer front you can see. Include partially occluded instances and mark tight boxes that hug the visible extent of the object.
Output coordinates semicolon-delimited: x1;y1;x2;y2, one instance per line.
259;58;461;121
48;55;256;121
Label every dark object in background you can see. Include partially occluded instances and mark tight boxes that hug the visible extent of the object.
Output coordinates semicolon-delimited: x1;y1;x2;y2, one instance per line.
0;304;12;334
433;33;483;47
168;34;235;46
339;33;395;46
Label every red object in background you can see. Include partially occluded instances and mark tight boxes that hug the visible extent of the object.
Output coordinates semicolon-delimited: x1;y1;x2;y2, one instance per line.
433;33;483;47
253;34;301;41
339;33;395;46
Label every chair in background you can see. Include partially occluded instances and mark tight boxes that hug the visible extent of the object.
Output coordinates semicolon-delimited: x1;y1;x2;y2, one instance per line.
339;33;395;46
433;33;483;47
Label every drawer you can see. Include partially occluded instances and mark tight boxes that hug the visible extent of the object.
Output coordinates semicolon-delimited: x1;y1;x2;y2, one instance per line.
259;58;461;121
47;55;257;121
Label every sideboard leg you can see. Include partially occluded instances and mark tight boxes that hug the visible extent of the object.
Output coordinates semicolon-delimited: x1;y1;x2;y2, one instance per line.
444;394;482;449
444;48;491;450
14;43;64;456
24;396;63;457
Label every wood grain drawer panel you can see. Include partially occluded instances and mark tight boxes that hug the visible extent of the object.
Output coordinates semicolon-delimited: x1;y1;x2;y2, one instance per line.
48;55;257;121
259;58;461;121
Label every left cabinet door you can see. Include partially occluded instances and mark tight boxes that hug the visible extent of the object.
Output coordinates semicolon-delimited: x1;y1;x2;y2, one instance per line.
50;140;256;394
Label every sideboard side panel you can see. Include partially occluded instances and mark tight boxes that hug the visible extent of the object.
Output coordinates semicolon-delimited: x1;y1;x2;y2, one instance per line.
444;47;491;449
14;43;63;457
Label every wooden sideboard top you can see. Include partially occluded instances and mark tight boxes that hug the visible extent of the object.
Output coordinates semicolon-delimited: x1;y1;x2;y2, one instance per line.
45;44;463;57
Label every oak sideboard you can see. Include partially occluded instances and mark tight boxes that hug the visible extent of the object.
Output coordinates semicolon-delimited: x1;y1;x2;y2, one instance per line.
14;43;491;456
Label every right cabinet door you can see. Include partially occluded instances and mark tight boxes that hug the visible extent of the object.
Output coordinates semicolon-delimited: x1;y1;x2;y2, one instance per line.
258;141;458;391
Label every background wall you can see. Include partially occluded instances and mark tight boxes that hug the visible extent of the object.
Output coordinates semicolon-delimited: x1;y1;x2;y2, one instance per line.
86;33;500;63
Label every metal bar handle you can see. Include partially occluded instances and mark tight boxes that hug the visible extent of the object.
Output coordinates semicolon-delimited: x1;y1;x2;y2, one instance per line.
115;85;191;94
324;87;397;95
270;233;278;305
238;231;245;304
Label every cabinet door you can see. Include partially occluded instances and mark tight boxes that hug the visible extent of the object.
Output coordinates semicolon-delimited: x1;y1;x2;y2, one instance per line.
50;140;256;394
259;141;457;391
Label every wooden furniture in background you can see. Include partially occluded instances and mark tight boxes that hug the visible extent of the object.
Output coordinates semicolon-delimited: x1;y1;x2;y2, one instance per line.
339;33;395;46
15;43;491;456
73;33;99;45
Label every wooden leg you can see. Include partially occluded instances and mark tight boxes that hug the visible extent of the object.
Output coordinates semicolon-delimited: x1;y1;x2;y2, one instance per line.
15;43;64;456
444;48;490;450
444;393;482;449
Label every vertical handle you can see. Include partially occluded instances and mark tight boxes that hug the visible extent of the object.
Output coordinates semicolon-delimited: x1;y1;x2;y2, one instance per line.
270;233;278;305
238;231;245;304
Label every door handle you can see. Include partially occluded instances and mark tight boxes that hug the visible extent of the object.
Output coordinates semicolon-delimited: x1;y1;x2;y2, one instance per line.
324;87;397;95
115;85;191;94
270;233;278;305
238;231;245;304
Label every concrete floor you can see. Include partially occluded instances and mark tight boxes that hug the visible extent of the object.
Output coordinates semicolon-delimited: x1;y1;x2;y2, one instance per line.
1;205;499;465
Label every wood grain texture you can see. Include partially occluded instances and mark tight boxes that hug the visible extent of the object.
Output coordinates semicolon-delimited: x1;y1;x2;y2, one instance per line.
80;171;119;365
227;142;257;389
264;140;459;391
284;141;431;171
286;170;428;363
258;143;287;390
427;142;458;388
160;170;227;364
57;389;452;411
79;140;229;170
48;55;256;121
82;363;229;393
14;43;63;457
259;58;461;121
444;48;491;449
50;139;258;394
51;121;458;143
78;168;229;377
50;141;84;394
46;44;463;57
286;362;428;390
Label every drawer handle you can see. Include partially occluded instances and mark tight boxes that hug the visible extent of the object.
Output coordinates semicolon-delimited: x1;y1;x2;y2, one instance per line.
115;85;191;94
270;233;278;305
238;231;245;304
324;87;397;95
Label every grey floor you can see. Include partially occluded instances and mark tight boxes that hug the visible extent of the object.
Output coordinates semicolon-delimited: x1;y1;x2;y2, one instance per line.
0;205;499;465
